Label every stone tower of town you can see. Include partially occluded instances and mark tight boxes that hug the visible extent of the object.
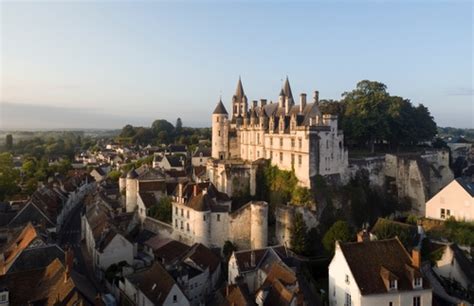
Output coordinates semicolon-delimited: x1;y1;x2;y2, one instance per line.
211;98;229;160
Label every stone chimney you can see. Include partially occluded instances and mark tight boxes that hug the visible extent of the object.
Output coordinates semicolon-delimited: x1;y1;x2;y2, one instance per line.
178;182;183;199
411;248;421;268
313;90;319;105
250;251;256;267
356;230;370;243
285;96;291;114
260;99;267;107
299;93;307;112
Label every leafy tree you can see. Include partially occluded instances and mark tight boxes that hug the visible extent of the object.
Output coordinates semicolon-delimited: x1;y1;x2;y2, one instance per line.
342;80;390;152
322;220;351;254
291;212;309;255
291;187;313;206
152;119;174;136
149;196;172;223
107;170;122;182
5;134;13;149
223;240;237;259
120;124;136;138
0;153;20;200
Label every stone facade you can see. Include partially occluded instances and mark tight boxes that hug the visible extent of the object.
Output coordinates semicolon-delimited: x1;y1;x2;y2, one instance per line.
209;77;348;189
274;205;318;248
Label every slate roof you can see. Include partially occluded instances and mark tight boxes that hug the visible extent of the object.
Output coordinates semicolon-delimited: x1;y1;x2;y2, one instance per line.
455;177;474;197
138;192;158;208
186;243;220;273
147;238;190;265
192;147;211;158
213;99;228;115
338;238;430;295
7;244;64;274
125;262;178;305
233;245;289;273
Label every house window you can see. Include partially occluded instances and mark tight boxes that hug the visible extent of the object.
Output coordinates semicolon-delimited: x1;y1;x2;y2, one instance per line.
175;207;178;214
413;296;420;306
414;277;422;287
187;210;190;218
217;214;220;221
187;223;190;232
173;295;177;303
0;294;6;302
180;221;183;230
279;152;283;162
446;209;451;217
389;280;397;290
175;219;178;228
181;208;184;217
345;292;351;306
291;154;295;166
345;275;350;284
440;208;446;219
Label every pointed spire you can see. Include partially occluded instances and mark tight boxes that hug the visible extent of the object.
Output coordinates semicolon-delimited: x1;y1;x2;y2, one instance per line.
213;98;228;115
235;76;245;98
282;76;293;100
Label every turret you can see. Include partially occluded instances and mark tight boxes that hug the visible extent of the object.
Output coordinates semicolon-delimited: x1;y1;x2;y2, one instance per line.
125;169;138;212
232;77;248;120
212;99;229;160
250;201;268;249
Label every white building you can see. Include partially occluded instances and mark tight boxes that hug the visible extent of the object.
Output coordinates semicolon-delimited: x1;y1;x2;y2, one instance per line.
120;262;190;306
210;77;348;188
171;182;268;250
191;147;211;167
425;178;474;221
329;238;432;306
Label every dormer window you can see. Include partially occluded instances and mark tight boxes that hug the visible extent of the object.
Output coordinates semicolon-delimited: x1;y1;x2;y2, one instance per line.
345;274;350;284
414;277;422;288
389;279;397;290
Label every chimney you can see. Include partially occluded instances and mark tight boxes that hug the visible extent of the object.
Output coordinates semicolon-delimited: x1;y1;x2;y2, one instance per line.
299;93;307;112
178;182;183;198
260;99;267;107
285;96;290;114
193;184;197;197
313;91;319;105
412;248;421;268
64;246;74;282
356;230;370;243
250;251;256;267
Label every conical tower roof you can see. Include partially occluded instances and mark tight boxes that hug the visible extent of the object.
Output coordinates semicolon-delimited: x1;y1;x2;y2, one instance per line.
213;99;228;115
235;76;245;99
281;76;293;100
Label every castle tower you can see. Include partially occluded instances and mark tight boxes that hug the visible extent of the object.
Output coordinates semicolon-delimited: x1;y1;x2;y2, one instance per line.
125;169;138;212
250;201;268;249
212;98;229;160
231;77;248;121
280;76;294;114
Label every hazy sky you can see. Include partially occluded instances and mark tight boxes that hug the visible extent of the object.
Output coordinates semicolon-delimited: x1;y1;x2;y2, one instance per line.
1;0;472;129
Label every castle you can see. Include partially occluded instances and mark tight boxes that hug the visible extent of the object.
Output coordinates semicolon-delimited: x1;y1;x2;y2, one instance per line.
208;77;348;191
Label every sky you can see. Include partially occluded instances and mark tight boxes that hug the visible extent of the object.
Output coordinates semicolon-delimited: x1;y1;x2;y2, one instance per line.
0;0;472;130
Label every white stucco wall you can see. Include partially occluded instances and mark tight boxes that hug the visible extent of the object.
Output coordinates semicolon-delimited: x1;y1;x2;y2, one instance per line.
426;180;474;222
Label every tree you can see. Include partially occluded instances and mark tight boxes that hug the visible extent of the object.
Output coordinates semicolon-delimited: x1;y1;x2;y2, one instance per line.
322;220;351;254
152;120;174;136
107;170;122;182
175;118;183;135
5;134;13;149
120;124;136;138
223;241;237;259
149;196;172;223
0;153;20;200
342;80;390;152
291;213;309;255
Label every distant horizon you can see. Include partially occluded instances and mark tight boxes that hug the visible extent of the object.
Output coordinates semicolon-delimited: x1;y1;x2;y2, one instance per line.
1;1;472;129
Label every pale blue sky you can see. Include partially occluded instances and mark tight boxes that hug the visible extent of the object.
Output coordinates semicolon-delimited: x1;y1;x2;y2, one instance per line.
1;0;472;129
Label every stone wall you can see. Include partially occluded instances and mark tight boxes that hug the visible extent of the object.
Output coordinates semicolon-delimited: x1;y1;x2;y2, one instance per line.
274;205;318;248
143;217;173;239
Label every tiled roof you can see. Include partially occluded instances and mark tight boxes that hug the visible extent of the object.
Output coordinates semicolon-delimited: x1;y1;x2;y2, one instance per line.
224;283;253;306
7;244;64;274
338;238;430;295
126;262;178;305
0;223;41;273
186;243;220;273
147;238;190;265
0;258;85;305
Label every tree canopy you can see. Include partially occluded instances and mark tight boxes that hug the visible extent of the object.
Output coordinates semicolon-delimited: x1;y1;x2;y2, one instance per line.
322;220;352;254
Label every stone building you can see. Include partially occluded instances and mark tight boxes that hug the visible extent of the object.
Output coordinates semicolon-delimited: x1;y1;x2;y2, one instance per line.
171;182;268;250
209;77;348;189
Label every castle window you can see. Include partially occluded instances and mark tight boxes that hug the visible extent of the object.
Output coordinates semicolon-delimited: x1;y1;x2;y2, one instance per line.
280;138;283;147
257;133;260;144
257;151;260;158
280;152;283;162
218;130;221;136
203;215;206;221
270;151;273;160
299;138;302;148
217;117;219;122
291;138;295;147
326;139;329;149
217;214;220;221
291;154;295;166
298;155;302;166
175;219;178;228
187;210;190;218
186;223;189;231
180;221;183;230
270;137;273;146
181;208;184;217
175;207;178;214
